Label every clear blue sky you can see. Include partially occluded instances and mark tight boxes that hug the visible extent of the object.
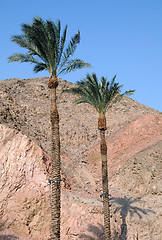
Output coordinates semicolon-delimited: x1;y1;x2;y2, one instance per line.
1;0;162;111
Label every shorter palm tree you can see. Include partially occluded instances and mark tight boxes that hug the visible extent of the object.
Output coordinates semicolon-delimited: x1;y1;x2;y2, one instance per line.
65;73;134;240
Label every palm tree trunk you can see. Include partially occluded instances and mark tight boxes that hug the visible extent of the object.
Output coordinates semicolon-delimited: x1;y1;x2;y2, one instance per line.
48;76;61;240
98;115;111;240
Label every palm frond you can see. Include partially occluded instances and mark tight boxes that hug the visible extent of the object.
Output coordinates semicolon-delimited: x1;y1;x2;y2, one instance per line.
65;80;100;112
58;59;91;75
45;19;60;72
8;53;38;63
8;53;48;73
11;35;48;65
65;30;80;57
33;63;48;73
58;31;81;72
122;90;135;96
65;73;135;114
57;25;67;66
9;17;91;77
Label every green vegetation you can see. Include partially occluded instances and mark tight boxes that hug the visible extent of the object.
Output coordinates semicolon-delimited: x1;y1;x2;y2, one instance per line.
8;16;91;240
65;73;134;240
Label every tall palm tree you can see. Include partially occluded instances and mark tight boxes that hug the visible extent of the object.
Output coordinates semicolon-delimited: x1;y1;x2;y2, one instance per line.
8;17;91;240
65;73;134;240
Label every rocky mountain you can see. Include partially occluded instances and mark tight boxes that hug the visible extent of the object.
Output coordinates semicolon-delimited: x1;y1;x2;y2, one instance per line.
0;77;162;239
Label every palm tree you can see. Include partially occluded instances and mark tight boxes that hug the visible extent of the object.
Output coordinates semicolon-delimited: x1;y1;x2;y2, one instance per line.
8;17;91;240
65;73;134;240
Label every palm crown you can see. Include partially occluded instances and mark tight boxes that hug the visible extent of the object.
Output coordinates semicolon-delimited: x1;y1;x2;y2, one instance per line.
8;17;91;76
66;73;135;114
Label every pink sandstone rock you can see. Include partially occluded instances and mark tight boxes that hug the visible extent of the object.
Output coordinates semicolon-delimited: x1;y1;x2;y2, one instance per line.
0;111;162;239
0;124;51;239
0;124;104;240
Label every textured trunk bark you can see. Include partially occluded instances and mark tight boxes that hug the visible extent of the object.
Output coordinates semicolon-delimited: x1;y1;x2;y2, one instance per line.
99;114;111;240
48;76;61;240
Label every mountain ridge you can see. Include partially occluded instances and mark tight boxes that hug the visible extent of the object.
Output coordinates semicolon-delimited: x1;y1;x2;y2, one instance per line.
0;77;161;239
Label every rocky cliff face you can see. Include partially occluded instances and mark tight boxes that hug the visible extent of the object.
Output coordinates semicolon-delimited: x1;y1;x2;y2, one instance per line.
0;124;51;239
0;77;162;239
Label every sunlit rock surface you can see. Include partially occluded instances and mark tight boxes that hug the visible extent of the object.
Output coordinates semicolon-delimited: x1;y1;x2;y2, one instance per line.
0;77;162;239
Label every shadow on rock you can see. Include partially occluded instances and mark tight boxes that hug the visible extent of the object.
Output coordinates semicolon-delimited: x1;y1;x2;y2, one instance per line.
111;196;156;240
0;222;18;240
0;236;18;240
0;222;5;232
79;196;155;240
79;223;104;240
